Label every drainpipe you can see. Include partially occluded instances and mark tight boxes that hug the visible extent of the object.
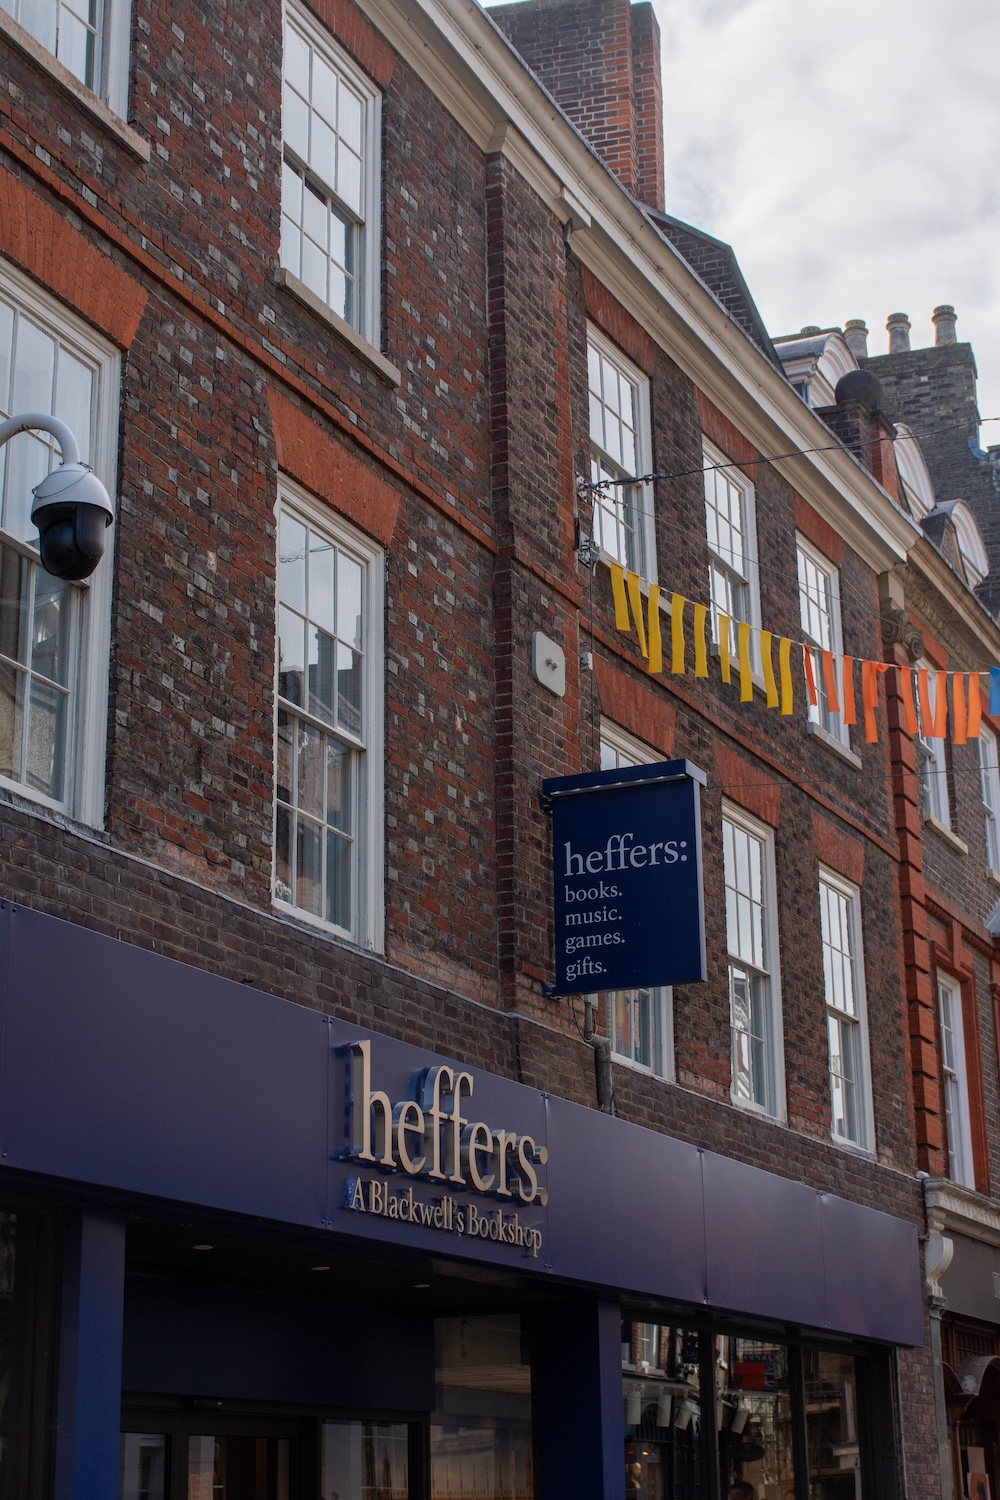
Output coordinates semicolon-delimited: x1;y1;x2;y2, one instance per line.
583;998;615;1114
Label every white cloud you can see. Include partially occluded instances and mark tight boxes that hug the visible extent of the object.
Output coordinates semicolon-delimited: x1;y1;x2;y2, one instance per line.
655;0;1000;436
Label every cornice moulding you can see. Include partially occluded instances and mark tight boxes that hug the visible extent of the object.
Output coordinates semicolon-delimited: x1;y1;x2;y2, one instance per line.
924;1179;1000;1247
905;539;1000;665
360;0;918;577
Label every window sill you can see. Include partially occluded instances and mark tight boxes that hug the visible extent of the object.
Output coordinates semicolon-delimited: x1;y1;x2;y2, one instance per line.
611;1051;670;1083
807;719;862;769
829;1132;876;1162
275;269;401;388
730;1093;785;1125
0;9;150;161
924;814;968;855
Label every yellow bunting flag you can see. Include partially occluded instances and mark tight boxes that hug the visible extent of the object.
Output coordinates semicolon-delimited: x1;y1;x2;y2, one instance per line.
968;673;983;738
932;669;948;739
610;561;630;631
671;593;685;674
821;650;841;715
917;668;932;732
842;658;857;727
953;672;967;746
760;631;778;708
693;603;709;678
647;585;663;675
719;615;732;685
737;622;753;702
779;637;794;716
625;570;647;659
899;667;918;736
803;646;818;707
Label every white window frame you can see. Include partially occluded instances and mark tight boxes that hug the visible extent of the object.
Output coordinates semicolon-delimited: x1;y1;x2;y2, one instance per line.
915;660;951;829
796;535;849;748
0;257;117;828
587;326;654;579
938;973;974;1188
818;869;874;1152
722;802;784;1119
979;725;1000;877
272;476;384;953
703;438;761;665
592;720;673;1081
281;0;382;345
1;0;132;117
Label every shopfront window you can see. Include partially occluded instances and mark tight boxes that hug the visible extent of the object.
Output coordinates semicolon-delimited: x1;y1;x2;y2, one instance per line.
622;1320;703;1500
432;1315;533;1500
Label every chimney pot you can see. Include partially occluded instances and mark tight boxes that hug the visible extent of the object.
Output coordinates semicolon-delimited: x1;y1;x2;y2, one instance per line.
932;305;957;346
887;313;911;354
844;320;869;361
800;325;821;335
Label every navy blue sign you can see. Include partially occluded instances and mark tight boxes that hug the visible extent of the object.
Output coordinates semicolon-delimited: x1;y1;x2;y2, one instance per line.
542;759;707;995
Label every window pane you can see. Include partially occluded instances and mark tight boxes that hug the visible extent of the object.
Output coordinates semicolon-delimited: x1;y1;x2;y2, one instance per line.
296;815;324;916
25;675;67;798
309;530;335;634
308;625;336;725
337;642;362;737
322;1420;409;1500
297;720;324;818
187;1435;290;1500
0;299;13;409
4;430;50;544
119;1434;167;1500
12;315;56;416
282;81;310;162
31;571;71;686
0;660;24;783
804;1351;863;1500
278;512;306;611
326;828;351;930
717;1337;795;1500
17;0;57;57
284;24;310;95
337;552;363;649
54;350;94;465
277;605;305;707
622;1322;702;1500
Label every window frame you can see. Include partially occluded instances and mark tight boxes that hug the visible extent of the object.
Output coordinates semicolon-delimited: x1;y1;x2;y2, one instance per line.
0;257;118;828
722;801;784;1120
0;0;133;117
703;438;761;663
272;476;384;954
796;534;849;748
818;868;874;1153
979;724;1000;877
587;326;654;580
594;720;673;1081
281;0;382;346
937;972;974;1188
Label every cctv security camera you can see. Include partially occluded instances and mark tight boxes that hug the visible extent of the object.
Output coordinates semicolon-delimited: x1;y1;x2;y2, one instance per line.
0;413;115;582
31;462;114;581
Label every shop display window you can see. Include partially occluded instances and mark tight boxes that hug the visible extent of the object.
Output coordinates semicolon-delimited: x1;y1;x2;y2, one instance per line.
622;1319;879;1500
431;1315;533;1500
321;1420;409;1500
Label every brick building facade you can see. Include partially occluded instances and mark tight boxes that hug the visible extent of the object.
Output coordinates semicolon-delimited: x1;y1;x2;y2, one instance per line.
0;0;967;1495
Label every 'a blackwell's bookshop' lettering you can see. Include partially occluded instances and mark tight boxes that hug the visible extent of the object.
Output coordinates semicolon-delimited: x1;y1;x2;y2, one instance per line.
346;1041;548;1205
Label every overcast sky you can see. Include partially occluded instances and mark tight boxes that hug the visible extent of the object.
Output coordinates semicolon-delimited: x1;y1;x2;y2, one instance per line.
654;0;1000;440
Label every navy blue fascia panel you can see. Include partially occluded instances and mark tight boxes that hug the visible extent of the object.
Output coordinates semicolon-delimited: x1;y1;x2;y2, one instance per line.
0;902;923;1346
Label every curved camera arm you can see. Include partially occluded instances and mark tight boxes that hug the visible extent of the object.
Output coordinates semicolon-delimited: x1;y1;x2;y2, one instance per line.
0;412;81;465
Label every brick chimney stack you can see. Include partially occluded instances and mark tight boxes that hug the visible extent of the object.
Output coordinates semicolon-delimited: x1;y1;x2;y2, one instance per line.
490;0;666;212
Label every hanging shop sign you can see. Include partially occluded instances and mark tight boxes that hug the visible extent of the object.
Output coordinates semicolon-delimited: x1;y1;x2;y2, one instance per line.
541;759;707;996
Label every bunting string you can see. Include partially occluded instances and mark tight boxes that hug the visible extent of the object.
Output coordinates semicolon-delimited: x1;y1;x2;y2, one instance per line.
608;560;1000;748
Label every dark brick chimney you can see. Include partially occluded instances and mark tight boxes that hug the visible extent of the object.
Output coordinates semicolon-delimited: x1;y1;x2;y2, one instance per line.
490;0;665;212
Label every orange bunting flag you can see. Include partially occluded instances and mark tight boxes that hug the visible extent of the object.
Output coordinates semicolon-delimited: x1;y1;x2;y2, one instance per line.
761;631;779;708
610;561;630;631
779;637;794;716
861;661;889;744
647;585;663;675
842;657;857;727
719;615;732;685
671;593;685;674
953;672;967;746
625;570;647;659
821;650;841;715
899;667;918;736
693;603;709;678
803;646;818;707
917;668;932;733
932;669;948;739
737;622;753;702
968;672;983;738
